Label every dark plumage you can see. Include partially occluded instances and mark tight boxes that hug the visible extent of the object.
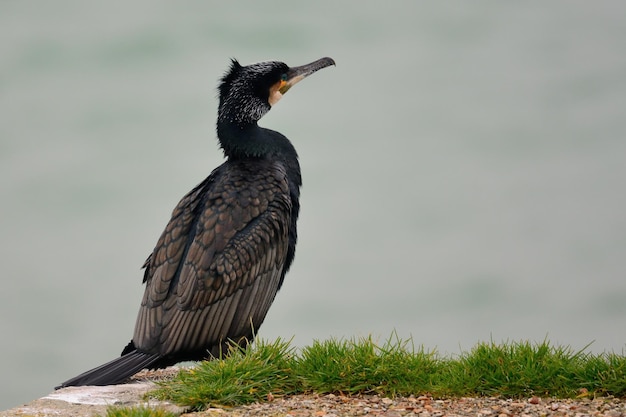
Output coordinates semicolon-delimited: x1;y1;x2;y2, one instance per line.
57;57;335;388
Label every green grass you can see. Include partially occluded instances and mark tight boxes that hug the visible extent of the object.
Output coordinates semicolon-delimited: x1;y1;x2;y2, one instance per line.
148;334;626;410
297;334;440;396
100;405;178;417
150;338;298;409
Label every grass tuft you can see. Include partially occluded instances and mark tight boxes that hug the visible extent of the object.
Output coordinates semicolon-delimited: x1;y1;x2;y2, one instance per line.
149;335;626;410
150;337;296;409
445;340;587;397
444;340;626;398
296;333;441;396
100;405;178;417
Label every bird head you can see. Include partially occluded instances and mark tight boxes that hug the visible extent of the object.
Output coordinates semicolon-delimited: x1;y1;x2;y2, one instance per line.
218;57;335;125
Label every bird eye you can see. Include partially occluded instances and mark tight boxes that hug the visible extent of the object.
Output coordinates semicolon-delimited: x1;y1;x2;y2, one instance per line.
280;74;288;81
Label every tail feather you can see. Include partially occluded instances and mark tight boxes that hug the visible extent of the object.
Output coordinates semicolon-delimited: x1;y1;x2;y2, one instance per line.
56;350;161;389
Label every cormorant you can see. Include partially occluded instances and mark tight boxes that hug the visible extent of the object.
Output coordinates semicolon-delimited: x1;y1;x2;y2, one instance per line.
57;57;335;388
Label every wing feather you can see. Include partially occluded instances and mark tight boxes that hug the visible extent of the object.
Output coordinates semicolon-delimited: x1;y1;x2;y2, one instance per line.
132;161;292;358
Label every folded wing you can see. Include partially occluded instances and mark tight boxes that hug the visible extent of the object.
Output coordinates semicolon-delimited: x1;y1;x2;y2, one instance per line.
134;160;292;360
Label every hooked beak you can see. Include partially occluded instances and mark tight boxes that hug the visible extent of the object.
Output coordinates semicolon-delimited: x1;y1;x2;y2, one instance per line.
278;57;336;94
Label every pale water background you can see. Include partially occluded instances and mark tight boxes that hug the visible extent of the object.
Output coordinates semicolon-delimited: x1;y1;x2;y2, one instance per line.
1;1;625;410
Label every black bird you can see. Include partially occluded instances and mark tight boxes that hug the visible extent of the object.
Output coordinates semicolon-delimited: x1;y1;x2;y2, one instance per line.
57;57;335;388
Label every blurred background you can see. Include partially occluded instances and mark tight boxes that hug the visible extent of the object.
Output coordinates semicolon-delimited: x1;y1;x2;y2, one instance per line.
1;0;625;410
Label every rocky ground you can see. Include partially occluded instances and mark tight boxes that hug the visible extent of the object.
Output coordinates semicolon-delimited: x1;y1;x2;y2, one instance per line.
1;368;624;417
215;393;625;417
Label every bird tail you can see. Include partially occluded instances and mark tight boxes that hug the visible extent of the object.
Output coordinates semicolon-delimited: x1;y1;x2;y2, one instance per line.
55;350;161;389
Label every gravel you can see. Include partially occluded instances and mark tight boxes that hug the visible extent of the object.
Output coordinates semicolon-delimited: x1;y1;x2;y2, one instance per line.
190;394;625;417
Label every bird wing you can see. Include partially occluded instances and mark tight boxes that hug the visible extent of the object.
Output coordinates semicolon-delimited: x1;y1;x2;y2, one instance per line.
133;161;292;357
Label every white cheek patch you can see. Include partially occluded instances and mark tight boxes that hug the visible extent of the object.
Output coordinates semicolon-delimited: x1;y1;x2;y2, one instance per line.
268;89;283;107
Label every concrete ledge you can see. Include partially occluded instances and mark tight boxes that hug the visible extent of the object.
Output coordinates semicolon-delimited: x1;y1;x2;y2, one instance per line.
0;382;185;417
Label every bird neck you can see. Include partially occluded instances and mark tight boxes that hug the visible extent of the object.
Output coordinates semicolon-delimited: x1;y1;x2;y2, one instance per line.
216;121;297;162
216;120;302;195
